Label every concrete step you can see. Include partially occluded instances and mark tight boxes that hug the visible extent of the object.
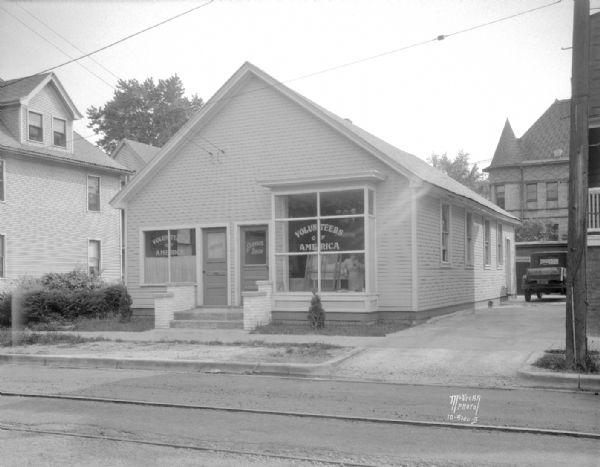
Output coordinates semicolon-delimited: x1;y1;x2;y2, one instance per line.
169;319;243;330
173;308;243;321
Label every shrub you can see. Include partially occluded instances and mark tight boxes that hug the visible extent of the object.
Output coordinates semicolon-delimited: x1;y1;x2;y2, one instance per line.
0;292;11;327
307;292;325;329
40;269;103;291
103;284;133;322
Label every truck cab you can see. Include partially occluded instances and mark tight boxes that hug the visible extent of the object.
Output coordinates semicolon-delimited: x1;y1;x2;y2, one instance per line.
521;252;567;302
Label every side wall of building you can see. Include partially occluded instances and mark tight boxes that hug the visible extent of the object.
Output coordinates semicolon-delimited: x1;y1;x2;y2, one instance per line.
0;153;122;286
417;191;516;311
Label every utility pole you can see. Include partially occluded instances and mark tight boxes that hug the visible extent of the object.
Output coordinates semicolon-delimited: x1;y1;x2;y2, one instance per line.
566;0;589;370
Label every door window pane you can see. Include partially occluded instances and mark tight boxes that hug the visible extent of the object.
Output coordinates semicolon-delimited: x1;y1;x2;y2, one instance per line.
207;232;226;259
244;230;267;265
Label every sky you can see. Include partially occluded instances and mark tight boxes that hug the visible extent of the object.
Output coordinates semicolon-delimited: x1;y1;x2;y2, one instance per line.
0;0;594;167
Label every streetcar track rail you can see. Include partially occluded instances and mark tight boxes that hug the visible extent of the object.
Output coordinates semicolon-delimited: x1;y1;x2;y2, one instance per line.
1;390;599;440
0;423;381;467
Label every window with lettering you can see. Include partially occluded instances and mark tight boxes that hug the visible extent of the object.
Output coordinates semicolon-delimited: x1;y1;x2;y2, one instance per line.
274;189;369;293
143;229;196;284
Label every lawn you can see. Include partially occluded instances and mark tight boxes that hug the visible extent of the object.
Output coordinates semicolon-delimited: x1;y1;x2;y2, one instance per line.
534;349;599;373
18;316;155;333
252;321;410;337
0;330;108;347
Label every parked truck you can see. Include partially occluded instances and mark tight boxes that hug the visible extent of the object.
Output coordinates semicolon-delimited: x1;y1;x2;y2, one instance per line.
521;251;567;302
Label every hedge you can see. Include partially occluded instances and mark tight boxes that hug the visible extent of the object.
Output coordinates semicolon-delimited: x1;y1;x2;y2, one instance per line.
0;272;133;327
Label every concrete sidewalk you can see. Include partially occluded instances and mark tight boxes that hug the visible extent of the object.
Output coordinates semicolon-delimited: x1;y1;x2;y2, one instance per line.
1;298;598;390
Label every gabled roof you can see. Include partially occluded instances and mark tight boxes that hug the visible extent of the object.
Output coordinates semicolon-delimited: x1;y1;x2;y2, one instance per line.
0;73;82;119
0;119;131;173
486;99;570;170
112;138;161;164
111;62;518;222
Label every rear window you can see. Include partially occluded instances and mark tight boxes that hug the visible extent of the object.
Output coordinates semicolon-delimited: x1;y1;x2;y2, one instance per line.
531;253;567;268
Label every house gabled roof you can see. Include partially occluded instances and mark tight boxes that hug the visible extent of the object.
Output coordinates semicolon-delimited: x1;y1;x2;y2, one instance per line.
0;73;83;119
111;62;518;222
112;138;161;164
486;99;570;170
0;119;131;174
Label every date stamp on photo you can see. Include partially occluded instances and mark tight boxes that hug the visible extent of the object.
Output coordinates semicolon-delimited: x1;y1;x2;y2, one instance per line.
447;393;481;425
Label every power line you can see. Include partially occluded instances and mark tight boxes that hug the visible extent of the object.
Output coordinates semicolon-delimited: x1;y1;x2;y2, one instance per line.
1;0;562;158
0;4;115;91
285;0;563;85
0;0;215;89
14;2;121;82
37;0;215;76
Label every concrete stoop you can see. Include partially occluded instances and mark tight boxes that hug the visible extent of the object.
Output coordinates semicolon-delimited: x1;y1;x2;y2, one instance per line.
170;307;244;330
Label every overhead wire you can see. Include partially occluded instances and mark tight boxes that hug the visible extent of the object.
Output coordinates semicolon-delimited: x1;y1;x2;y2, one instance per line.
0;2;220;156
0;0;563;160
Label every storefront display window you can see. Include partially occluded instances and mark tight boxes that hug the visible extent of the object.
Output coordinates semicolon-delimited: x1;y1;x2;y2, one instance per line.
274;189;370;293
144;228;196;284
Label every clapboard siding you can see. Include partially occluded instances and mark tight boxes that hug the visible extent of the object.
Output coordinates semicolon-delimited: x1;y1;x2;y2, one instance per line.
417;194;515;310
0;154;122;283
126;75;413;309
24;85;74;153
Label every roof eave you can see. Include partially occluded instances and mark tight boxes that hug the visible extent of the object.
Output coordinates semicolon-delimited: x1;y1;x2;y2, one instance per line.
0;144;133;174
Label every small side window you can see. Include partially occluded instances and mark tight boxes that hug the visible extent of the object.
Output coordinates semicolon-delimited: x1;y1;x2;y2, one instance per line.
441;204;450;263
53;117;66;147
87;175;100;211
28;111;43;142
88;240;101;276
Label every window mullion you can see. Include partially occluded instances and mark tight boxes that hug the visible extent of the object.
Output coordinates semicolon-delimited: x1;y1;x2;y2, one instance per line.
316;192;321;292
167;229;172;283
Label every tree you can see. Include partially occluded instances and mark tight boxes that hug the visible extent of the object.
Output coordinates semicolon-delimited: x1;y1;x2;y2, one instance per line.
87;75;203;153
515;220;559;242
427;151;488;196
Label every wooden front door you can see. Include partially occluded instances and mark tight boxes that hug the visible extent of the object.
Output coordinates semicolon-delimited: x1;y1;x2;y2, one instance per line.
203;228;227;306
241;225;269;293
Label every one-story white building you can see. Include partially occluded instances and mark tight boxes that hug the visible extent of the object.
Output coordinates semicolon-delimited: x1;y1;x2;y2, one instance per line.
111;62;518;327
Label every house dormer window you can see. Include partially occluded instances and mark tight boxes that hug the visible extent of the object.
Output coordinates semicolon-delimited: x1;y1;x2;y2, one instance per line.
53;117;66;147
28;111;43;142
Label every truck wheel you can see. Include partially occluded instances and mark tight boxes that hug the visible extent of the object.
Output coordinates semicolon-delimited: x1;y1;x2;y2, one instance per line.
524;292;531;302
536;292;542;300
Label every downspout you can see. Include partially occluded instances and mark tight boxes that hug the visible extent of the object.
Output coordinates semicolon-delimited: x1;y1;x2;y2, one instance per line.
409;178;422;313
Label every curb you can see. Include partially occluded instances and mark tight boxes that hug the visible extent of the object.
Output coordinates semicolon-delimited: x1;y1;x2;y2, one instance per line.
517;351;600;391
0;347;364;377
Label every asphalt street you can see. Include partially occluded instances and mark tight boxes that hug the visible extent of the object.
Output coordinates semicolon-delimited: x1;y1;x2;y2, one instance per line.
1;387;598;467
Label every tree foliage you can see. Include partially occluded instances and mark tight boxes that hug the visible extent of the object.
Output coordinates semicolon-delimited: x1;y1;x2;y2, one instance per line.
87;75;203;153
427;151;488;196
515;220;559;242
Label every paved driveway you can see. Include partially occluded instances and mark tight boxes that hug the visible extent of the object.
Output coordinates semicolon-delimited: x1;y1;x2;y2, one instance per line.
330;298;569;388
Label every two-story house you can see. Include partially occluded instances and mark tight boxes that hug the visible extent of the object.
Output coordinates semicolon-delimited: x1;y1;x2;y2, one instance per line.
0;73;131;289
